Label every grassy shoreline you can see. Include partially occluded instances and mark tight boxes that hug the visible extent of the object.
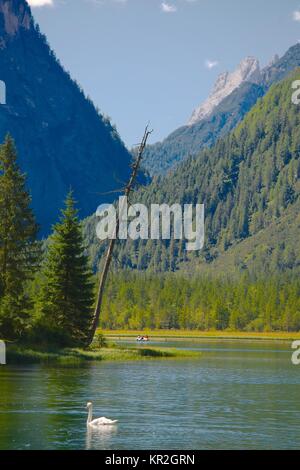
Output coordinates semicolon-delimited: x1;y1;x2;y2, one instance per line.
101;329;300;342
6;344;201;365
5;329;298;365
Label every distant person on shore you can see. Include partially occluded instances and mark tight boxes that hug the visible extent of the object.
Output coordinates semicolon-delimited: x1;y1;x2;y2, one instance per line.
136;335;150;342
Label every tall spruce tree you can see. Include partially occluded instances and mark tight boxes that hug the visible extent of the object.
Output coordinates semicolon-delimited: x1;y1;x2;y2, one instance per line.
0;135;39;340
40;191;94;347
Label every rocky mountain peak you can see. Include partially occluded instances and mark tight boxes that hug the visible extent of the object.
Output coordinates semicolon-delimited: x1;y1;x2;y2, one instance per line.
188;56;261;126
267;54;280;67
0;0;32;37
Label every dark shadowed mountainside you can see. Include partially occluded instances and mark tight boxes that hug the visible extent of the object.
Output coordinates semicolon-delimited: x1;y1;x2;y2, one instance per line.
0;0;132;234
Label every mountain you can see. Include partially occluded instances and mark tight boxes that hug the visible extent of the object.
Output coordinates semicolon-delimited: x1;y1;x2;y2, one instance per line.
195;197;300;276
0;0;132;234
85;69;300;275
188;56;261;125
142;44;300;176
142;81;265;175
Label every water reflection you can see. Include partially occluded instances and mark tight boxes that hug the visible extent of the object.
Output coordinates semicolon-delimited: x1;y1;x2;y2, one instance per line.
1;340;299;450
86;424;118;450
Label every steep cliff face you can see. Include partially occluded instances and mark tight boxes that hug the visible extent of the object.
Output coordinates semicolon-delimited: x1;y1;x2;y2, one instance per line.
142;44;300;176
0;0;132;235
188;57;261;125
0;0;31;38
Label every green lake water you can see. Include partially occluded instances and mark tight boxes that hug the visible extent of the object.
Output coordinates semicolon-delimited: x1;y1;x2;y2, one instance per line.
0;339;299;450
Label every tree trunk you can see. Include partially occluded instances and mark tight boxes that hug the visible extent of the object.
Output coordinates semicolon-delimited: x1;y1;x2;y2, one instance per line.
86;126;152;346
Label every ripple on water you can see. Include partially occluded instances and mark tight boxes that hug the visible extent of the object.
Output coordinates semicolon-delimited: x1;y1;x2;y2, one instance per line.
0;340;299;450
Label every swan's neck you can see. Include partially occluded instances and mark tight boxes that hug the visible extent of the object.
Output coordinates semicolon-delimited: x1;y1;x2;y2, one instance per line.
87;406;93;424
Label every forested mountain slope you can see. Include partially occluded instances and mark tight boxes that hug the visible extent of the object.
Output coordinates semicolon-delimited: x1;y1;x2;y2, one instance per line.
0;0;132;234
84;70;300;275
142;44;300;176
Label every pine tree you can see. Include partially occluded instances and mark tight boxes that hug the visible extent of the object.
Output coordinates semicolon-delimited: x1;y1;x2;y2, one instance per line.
40;191;94;347
0;135;40;339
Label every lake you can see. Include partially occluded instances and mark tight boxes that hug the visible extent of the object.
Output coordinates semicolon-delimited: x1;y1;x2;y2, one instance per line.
0;339;299;450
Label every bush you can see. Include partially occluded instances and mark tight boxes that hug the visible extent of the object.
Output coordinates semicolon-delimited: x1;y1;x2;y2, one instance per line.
91;333;107;349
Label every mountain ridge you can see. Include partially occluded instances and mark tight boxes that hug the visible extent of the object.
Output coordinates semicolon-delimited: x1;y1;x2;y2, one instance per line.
0;0;132;235
85;69;300;275
142;44;300;176
188;56;261;125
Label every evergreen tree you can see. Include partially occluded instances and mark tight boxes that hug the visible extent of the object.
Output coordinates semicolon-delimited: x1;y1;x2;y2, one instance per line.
97;271;300;332
0;135;39;340
83;70;300;275
39;191;94;347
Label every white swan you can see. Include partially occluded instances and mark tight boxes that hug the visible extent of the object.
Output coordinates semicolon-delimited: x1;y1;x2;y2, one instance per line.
86;402;118;427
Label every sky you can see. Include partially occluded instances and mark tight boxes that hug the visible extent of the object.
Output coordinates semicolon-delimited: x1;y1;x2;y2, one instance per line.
27;0;300;147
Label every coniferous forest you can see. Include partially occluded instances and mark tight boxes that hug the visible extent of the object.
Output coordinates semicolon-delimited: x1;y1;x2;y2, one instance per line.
0;136;94;344
100;272;300;332
84;71;300;276
1;66;300;346
1;0;300;454
0;4;299;345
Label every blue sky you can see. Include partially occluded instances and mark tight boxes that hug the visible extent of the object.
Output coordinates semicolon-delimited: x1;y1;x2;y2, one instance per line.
28;0;300;147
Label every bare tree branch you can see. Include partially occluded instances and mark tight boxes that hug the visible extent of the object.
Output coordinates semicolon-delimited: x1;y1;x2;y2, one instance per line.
86;126;153;346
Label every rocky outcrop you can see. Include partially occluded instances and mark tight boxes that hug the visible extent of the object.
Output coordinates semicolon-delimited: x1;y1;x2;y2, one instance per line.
0;0;31;37
142;44;300;176
188;56;261;125
0;0;132;235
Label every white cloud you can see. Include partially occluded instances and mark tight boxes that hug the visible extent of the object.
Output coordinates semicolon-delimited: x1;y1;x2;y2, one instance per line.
293;10;300;21
27;0;54;7
161;2;177;13
205;59;219;70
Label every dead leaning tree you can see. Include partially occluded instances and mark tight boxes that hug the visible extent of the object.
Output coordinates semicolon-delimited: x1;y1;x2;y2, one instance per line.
86;126;153;346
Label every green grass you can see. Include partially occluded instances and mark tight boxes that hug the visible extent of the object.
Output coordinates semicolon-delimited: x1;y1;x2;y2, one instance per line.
6;344;201;365
7;346;100;365
101;329;300;342
96;346;201;361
